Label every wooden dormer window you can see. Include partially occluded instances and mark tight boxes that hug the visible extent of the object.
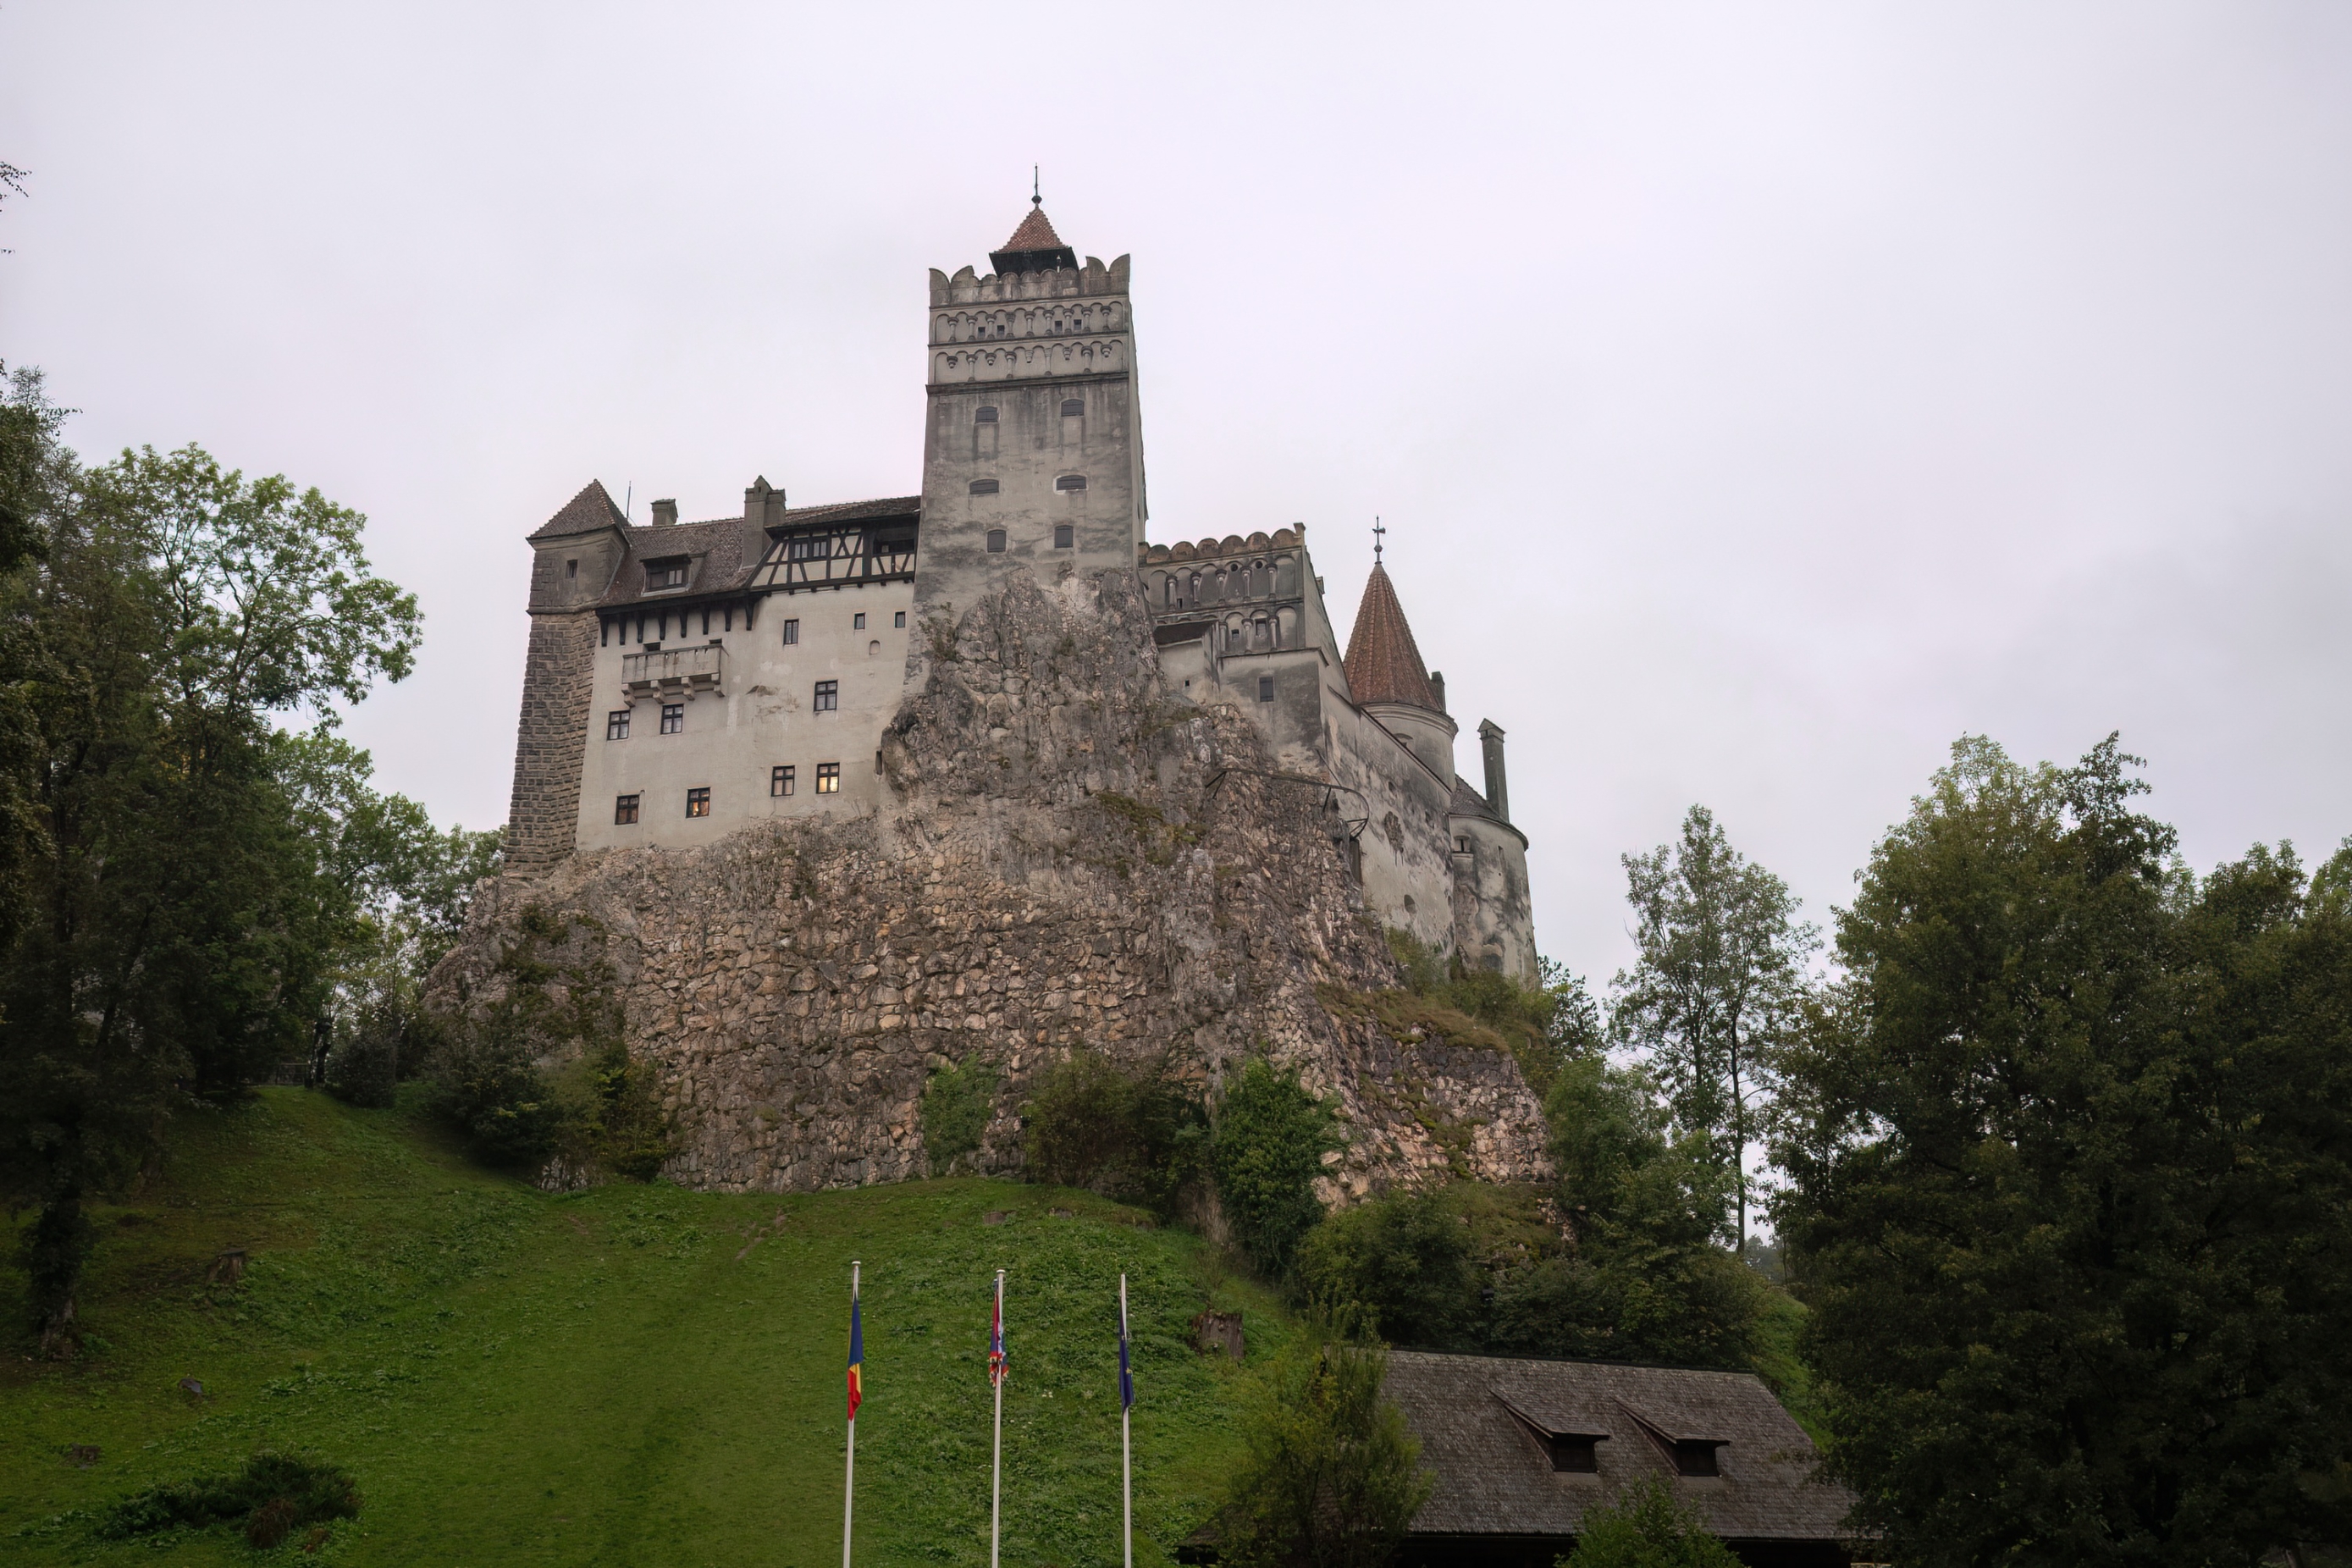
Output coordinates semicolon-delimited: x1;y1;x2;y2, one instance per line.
1670;1440;1724;1477
646;557;688;591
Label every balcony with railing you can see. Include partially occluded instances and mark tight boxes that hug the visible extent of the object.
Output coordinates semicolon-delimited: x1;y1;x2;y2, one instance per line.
621;642;727;701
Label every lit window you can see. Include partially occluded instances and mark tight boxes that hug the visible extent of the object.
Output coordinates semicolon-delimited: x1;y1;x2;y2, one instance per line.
816;763;841;793
814;681;838;712
772;765;796;798
1054;524;1074;549
1061;398;1085;417
614;794;640;825
974;406;999;423
606;710;631;740
660;704;684;734
970;479;1000;495
986;530;1007;553
893;610;906;627
782;618;800;645
853;612;866;630
1258;676;1274;702
686;787;710;818
1055;475;1086;491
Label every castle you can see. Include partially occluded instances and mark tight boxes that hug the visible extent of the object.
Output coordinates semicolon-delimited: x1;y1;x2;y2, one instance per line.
504;200;1538;981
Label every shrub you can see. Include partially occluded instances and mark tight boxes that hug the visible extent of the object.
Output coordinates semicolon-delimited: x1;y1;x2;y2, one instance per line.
1215;1303;1432;1568
1294;1187;1477;1347
922;1057;998;1174
323;992;400;1109
1381;930;1602;1095
1023;1049;1203;1212
101;1450;360;1544
1563;1476;1742;1568
1212;1058;1344;1278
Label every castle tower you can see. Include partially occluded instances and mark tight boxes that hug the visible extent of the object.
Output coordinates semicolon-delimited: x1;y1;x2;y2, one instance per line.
1343;561;1458;788
910;202;1145;646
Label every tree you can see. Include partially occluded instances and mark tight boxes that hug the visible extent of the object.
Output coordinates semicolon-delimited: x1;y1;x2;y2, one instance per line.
1293;1187;1477;1347
1215;1305;1433;1568
0;421;423;1354
1771;737;2352;1566
1612;805;1815;1251
1212;1058;1345;1278
1021;1047;1204;1212
1563;1477;1742;1568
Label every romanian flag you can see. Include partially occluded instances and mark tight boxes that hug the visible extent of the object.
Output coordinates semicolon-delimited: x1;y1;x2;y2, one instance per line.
1118;1286;1134;1411
847;1289;865;1422
989;1276;1008;1389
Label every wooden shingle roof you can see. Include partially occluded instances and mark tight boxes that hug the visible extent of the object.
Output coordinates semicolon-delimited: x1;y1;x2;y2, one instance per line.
1387;1352;1855;1551
1343;563;1440;710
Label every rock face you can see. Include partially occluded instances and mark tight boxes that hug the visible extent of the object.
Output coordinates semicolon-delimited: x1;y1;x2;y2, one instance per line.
428;570;1552;1198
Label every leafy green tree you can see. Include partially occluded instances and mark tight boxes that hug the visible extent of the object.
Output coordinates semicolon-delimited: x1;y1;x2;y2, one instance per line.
1212;1057;1345;1278
1562;1477;1742;1568
1216;1304;1433;1568
0;415;422;1353
1021;1047;1203;1212
1772;737;2352;1566
1613;804;1816;1250
1294;1186;1477;1347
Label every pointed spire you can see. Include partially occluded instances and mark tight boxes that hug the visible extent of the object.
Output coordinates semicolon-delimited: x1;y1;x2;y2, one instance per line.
1344;562;1441;710
991;182;1077;275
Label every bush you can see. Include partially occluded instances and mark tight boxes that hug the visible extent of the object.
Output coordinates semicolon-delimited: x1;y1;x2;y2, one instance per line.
1023;1049;1202;1212
101;1450;360;1545
323;993;401;1109
1212;1058;1344;1278
1563;1476;1741;1568
1294;1187;1477;1347
922;1057;998;1174
1382;930;1602;1095
1215;1303;1432;1568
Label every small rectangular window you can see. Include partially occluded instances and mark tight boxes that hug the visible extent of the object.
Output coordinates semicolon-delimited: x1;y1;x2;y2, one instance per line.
1547;1437;1600;1474
647;560;687;589
986;529;1007;553
606;709;631;740
660;703;684;734
782;618;800;645
566;559;578;578
1670;1442;1722;1478
1055;474;1086;491
893;610;906;628
1258;676;1274;702
1061;397;1085;417
974;406;998;422
815;763;841;794
772;765;795;798
614;793;640;825
969;478;1000;495
686;787;711;818
853;612;866;630
814;681;838;712
1054;524;1074;549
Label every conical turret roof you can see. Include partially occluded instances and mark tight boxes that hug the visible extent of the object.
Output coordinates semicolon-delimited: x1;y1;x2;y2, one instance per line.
1344;563;1441;710
1000;204;1064;253
991;200;1079;276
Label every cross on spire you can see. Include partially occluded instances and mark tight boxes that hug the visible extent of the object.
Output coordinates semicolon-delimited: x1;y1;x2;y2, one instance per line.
1372;516;1387;564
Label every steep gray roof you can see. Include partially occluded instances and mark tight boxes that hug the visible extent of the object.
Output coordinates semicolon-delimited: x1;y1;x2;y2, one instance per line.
529;479;627;540
1387;1351;1855;1547
587;495;920;610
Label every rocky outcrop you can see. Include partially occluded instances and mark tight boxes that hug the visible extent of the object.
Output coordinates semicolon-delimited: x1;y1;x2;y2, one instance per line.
429;570;1551;1198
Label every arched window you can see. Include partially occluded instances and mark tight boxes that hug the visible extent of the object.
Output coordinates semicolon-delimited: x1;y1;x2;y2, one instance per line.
974;406;998;423
1055;475;1086;492
1061;398;1085;417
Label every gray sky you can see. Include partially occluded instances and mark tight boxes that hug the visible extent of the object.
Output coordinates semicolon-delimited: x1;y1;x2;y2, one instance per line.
4;2;2347;991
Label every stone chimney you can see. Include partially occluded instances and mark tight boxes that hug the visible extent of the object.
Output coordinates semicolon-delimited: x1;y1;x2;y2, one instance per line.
743;475;784;565
650;498;678;527
1477;719;1510;823
1429;670;1447;713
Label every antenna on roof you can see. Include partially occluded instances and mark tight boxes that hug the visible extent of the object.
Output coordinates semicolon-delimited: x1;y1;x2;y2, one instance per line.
625;482;633;522
1372;516;1386;565
1033;165;1041;207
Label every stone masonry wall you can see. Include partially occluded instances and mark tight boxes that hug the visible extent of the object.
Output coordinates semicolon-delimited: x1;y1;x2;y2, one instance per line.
437;571;1551;1199
503;610;599;873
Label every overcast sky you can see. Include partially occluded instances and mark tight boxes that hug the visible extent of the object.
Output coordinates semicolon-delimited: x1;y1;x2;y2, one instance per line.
3;3;2347;989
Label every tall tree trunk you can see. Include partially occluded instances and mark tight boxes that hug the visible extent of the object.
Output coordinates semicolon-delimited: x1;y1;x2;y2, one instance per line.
29;1174;91;1359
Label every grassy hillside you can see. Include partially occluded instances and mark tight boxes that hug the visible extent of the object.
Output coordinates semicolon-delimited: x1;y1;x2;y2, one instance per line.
1;1090;1289;1565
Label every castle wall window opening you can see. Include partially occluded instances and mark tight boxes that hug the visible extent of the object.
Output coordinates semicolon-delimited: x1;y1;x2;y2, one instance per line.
614;794;640;825
647;559;687;590
1055;475;1086;491
1054;524;1074;549
853;612;866;630
814;681;838;712
1061;398;1085;416
816;763;841;794
970;479;1000;495
782;618;800;645
986;530;1007;553
894;610;906;627
974;406;997;422
1258;676;1274;702
606;710;630;740
686;787;710;819
660;704;684;734
772;765;795;798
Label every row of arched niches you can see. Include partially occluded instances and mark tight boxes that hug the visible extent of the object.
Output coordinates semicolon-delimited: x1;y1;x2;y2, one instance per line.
1142;531;1306;644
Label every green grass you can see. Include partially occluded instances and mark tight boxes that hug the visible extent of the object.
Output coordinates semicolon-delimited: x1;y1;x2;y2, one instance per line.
0;1089;1289;1565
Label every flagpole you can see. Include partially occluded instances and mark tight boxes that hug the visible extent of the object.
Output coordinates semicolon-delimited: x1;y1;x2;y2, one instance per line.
844;1260;860;1568
1119;1273;1134;1568
991;1268;1006;1568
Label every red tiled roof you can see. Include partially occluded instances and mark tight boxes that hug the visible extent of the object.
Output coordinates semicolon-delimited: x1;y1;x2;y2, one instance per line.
1343;563;1440;710
529;479;627;539
1001;205;1064;253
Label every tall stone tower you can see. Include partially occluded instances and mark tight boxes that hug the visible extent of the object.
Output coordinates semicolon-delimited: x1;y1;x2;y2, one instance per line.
910;202;1144;650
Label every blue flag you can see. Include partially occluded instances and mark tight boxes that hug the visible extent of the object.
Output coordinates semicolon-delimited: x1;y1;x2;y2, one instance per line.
1118;1291;1135;1411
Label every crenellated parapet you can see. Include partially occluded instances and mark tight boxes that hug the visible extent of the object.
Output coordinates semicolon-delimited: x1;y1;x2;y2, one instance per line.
1140;527;1310;655
927;253;1130;307
927;257;1133;386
